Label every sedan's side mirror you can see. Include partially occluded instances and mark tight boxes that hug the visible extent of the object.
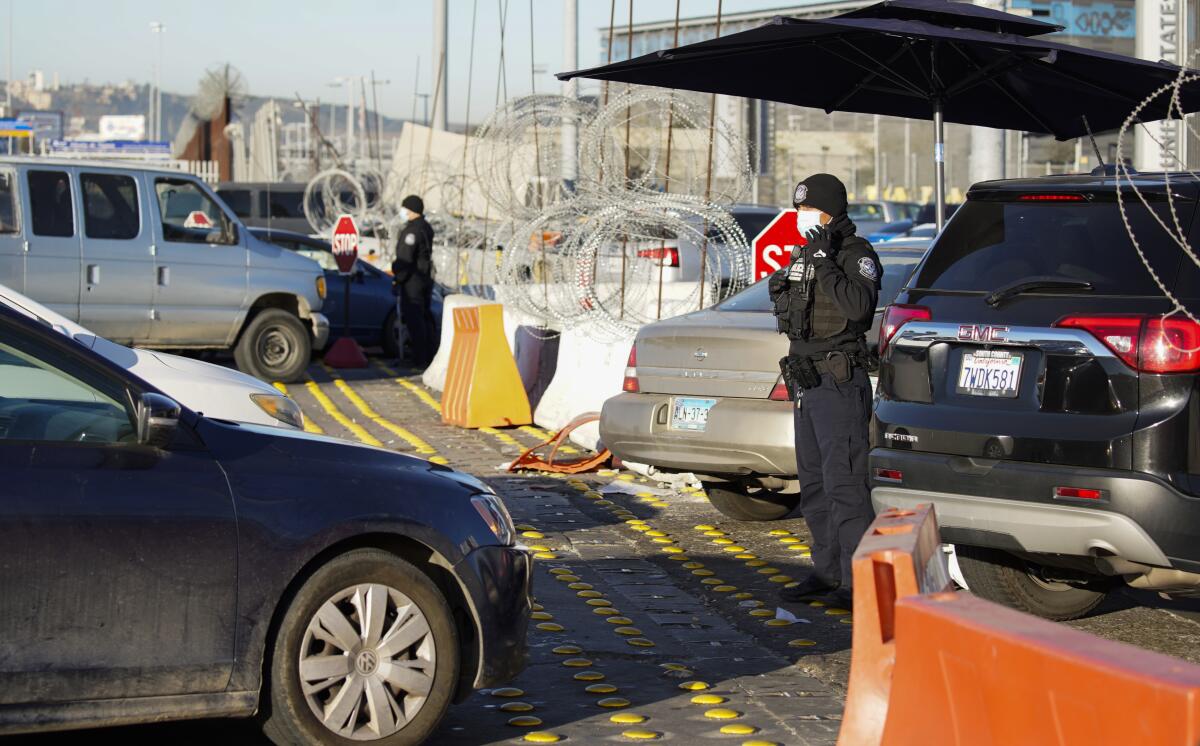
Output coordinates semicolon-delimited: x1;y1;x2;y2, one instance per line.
137;392;181;448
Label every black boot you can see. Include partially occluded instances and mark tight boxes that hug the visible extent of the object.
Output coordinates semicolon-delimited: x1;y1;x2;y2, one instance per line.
820;587;854;612
779;575;839;602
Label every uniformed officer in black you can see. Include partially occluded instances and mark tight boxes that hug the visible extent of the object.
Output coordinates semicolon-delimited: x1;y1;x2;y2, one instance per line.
392;195;436;367
768;173;882;609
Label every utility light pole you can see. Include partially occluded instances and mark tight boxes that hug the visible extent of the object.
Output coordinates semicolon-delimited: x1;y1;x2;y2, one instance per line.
150;21;165;141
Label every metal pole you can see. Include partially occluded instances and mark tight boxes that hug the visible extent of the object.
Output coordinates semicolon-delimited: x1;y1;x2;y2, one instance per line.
345;81;354;166
155;24;163;140
561;0;578;190
873;113;881;198
5;1;10;153
934;99;946;231
431;0;448;132
903;118;911;195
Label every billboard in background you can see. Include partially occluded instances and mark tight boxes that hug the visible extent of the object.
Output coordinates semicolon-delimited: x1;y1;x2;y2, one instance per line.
99;114;147;141
17;111;63;141
49;139;171;157
1009;0;1135;38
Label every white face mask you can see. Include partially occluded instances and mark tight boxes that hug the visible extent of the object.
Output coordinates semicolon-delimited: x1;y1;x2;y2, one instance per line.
794;209;824;235
401;209;414;222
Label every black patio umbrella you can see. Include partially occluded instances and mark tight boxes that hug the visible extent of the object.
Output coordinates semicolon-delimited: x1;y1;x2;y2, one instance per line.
558;0;1200;228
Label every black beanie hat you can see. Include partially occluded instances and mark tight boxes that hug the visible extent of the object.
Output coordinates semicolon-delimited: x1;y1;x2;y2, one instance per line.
402;195;424;215
792;173;848;217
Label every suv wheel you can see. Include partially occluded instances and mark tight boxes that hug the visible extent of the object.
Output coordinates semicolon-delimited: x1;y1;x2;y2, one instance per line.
704;482;800;521
955;545;1108;621
235;308;312;383
261;549;459;745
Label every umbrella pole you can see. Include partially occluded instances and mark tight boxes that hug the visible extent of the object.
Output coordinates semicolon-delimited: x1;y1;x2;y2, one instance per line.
933;98;946;232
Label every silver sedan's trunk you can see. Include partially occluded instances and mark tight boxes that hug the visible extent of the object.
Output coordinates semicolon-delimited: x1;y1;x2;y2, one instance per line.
634;308;787;399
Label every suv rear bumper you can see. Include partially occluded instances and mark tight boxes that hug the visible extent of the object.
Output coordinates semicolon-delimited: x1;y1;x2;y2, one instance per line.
600;392;796;476
869;448;1197;570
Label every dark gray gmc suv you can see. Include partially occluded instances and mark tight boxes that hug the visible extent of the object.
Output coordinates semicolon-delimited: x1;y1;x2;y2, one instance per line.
871;172;1200;620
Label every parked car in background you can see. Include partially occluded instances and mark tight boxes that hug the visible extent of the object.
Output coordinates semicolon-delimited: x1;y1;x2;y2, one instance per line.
0;283;305;429
217;181;316;234
849;200;921;236
0;301;531;743
251;227;401;356
601;244;926;521
0;159;328;381
868;221;939;243
623;205;783;287
873;173;1200;621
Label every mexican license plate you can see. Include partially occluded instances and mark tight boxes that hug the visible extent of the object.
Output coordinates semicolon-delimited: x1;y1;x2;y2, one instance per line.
957;350;1023;398
670;397;717;432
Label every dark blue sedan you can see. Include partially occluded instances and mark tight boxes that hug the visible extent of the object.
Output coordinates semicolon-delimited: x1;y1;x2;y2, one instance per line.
0;304;530;742
250;228;400;356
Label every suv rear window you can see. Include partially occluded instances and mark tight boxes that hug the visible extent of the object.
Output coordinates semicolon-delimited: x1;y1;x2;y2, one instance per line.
912;198;1192;295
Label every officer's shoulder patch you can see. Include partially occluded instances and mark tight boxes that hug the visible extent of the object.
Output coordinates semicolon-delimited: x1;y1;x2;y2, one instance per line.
404;233;416;246
858;256;879;281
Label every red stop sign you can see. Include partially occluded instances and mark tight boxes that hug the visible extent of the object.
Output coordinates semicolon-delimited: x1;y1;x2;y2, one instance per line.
752;209;807;282
331;214;359;275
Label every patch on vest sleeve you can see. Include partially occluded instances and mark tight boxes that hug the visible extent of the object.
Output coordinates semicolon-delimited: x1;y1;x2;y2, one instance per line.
858;256;878;281
404;233;416;246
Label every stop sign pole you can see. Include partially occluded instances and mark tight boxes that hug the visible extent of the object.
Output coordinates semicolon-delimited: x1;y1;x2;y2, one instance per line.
752;209;807;282
325;214;368;368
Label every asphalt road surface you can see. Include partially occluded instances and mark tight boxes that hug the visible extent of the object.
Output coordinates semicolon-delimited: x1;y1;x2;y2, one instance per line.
14;360;1200;745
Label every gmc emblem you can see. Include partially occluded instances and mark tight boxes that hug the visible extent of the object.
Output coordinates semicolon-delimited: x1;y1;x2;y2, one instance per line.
958;324;1009;342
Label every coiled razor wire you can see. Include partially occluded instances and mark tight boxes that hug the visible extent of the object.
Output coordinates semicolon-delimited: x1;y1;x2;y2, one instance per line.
1114;53;1200;353
577;87;755;205
298;89;757;341
472;94;599;222
490;191;751;340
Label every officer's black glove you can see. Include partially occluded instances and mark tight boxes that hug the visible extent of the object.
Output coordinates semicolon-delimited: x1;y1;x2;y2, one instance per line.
803;225;835;262
829;213;856;239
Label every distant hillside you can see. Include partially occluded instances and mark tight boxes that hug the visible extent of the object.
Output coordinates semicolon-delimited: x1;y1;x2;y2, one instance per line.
3;80;417;142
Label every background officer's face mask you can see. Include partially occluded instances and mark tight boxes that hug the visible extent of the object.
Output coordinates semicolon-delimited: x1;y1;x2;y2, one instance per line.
794;209;824;236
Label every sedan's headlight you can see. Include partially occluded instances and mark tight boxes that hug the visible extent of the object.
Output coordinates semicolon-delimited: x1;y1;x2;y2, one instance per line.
471;494;515;546
316;275;327;300
250;393;305;429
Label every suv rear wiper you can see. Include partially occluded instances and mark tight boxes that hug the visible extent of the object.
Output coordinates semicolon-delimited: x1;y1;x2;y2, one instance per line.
985;276;1093;307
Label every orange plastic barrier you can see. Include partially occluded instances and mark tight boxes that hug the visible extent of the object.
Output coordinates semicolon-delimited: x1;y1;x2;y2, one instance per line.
882;592;1200;746
839;505;952;746
441;304;532;428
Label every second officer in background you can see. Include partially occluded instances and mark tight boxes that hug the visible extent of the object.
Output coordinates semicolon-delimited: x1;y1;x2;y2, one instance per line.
392;195;436;368
768;173;882;610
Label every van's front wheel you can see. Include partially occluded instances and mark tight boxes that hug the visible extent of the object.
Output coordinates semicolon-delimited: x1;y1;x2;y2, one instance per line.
235;309;311;382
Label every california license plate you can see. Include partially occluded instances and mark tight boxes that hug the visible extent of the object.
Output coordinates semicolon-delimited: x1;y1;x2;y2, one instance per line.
957;350;1023;398
670;397;717;432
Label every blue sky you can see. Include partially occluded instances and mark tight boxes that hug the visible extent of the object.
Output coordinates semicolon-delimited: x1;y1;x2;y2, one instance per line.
5;0;796;122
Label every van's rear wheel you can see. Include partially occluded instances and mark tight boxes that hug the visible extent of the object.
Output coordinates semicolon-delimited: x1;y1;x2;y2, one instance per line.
235;308;311;383
955;545;1108;621
704;482;800;522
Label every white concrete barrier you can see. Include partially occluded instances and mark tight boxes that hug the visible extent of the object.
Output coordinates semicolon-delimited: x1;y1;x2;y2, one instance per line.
422;294;498;392
534;328;634;452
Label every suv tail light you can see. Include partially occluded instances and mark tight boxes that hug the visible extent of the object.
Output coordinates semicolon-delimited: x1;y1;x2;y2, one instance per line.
622;344;639;392
1017;193;1087;202
1054;315;1200;373
1054;486;1101;500
636;247;680;267
879;304;932;357
768;377;790;401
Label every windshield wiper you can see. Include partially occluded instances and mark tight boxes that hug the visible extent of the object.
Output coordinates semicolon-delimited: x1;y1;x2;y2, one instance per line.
985;276;1093;307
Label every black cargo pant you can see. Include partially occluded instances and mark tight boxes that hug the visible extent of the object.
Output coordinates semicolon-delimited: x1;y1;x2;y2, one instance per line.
399;284;435;368
792;365;875;589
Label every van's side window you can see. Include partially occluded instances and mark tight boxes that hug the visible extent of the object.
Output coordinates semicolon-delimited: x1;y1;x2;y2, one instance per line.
27;170;74;238
217;189;251;218
0;171;18;234
82;173;140;240
154;178;237;246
